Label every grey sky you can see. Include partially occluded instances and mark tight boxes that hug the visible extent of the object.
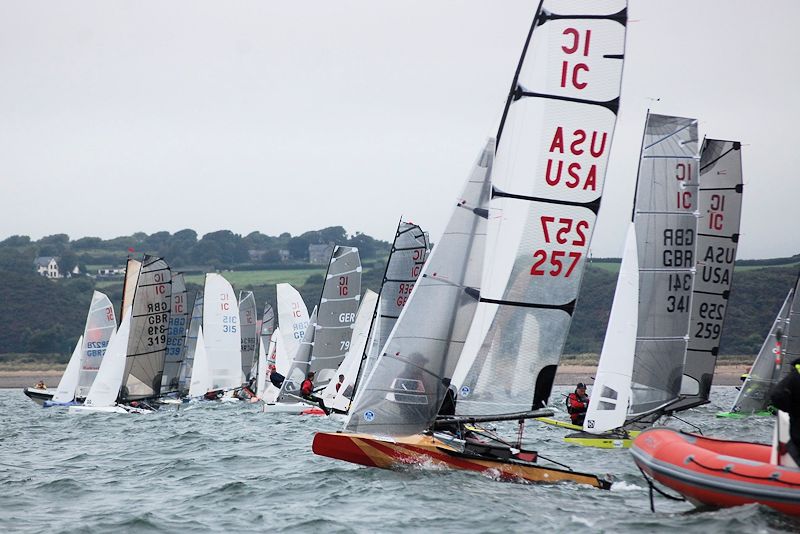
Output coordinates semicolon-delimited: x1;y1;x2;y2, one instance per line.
1;0;798;259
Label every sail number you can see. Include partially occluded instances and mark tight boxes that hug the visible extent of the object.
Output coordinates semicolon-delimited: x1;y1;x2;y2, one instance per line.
223;315;238;333
560;28;591;90
397;282;414;307
531;216;588;277
339;276;349;296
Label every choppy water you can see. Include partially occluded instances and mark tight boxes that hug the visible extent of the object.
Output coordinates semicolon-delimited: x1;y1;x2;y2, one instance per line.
1;386;799;533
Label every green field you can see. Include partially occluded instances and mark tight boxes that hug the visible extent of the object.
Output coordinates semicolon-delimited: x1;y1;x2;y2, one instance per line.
94;268;326;289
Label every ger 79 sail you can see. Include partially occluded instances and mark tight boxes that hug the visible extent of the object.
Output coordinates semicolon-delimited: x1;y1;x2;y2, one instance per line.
314;1;627;486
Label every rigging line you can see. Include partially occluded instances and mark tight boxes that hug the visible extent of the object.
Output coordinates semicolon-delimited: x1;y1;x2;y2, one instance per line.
479;296;576;314
695;232;738;240
644;120;696;150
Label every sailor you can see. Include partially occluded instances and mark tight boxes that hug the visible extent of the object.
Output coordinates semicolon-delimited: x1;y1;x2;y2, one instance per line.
268;364;285;389
335;374;345;392
35;380;47;390
567;383;590;426
770;358;800;465
301;371;329;415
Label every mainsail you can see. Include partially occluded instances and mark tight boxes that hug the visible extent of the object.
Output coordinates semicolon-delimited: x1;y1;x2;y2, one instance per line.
178;291;203;395
238;291;258;382
732;275;800;413
119;256;172;402
669;139;743;411
76;291;117;398
261;302;275;347
453;1;628;415
276;283;310;374
202;274;242;391
353;222;429;395
161;273;188;394
188;326;211;398
345;139;494;436
278;308;318;401
628;114;699;417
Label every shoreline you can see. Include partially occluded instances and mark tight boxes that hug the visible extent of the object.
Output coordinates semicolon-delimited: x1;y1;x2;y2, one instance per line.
0;364;750;389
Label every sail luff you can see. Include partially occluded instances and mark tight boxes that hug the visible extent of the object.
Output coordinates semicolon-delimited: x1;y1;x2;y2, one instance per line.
52;336;84;403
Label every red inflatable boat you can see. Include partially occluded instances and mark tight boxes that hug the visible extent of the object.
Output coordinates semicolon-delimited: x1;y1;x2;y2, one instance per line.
631;427;800;516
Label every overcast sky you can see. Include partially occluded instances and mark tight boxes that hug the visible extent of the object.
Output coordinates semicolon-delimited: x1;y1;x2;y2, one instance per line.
1;1;798;258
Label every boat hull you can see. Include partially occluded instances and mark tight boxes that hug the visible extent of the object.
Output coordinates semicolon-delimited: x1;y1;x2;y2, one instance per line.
564;430;639;449
23;387;54;406
631;427;800;516
313;432;610;489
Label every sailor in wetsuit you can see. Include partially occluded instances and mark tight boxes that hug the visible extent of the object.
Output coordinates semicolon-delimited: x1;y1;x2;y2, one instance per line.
770;358;800;466
300;371;329;414
567;383;590;426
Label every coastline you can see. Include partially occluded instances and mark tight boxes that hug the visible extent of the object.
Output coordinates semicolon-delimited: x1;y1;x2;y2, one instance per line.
0;364;750;389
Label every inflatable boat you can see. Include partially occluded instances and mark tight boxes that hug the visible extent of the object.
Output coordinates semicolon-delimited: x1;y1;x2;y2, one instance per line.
631;427;800;516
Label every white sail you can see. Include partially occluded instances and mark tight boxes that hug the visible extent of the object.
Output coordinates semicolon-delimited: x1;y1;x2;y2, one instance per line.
203;274;242;391
51;335;84;403
453;1;628;414
84;307;132;407
278;308;318;402
76;291;117;398
188;326;212;398
583;223;638;433
276;283;310;371
323;289;379;410
256;336;268;396
178;291;204;395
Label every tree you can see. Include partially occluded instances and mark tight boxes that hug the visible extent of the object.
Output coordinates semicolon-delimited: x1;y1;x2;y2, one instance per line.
1;235;31;247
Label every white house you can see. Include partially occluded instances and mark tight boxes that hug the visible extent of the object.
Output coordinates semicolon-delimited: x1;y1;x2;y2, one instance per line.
34;256;61;279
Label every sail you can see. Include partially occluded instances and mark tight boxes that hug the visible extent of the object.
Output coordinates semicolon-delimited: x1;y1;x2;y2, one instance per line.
782;273;800;374
203;274;242;391
238;291;258;381
453;2;628;415
323;289;379;411
76;291;117;398
188;326;212;397
261;302;275;346
583;224;638;433
307;246;362;385
278;308;318;401
178;291;203;395
161;273;188;394
345;139;493;436
84;307;132;407
52;336;84;403
256;336;268;395
276;283;310;373
627;114;699;416
670;139;743;411
119;258;142;322
119;256;172;402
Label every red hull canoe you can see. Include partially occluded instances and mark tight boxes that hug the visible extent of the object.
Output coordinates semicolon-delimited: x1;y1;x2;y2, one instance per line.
631;427;800;516
313;431;611;488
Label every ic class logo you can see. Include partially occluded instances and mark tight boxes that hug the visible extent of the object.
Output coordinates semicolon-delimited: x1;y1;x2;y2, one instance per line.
363;410;375;422
459;385;470;398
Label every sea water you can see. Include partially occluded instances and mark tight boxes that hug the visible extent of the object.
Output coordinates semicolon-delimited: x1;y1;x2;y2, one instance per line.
1;387;798;533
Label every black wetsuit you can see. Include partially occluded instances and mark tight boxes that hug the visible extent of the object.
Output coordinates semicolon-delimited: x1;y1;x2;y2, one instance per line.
770;359;800;465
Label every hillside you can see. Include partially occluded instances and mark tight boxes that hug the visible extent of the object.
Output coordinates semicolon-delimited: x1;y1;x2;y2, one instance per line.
1;229;798;361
